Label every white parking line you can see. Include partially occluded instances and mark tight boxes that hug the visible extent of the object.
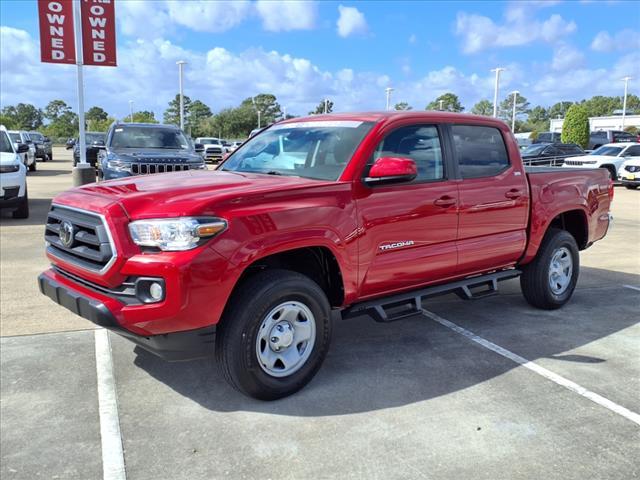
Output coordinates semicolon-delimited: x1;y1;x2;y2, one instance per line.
95;329;127;480
623;284;640;292
422;309;640;427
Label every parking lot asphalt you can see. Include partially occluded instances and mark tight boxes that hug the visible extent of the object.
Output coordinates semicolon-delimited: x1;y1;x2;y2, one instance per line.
1;148;639;479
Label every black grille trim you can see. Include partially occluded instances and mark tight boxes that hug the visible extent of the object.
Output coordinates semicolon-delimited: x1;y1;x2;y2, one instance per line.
131;163;191;175
45;205;117;274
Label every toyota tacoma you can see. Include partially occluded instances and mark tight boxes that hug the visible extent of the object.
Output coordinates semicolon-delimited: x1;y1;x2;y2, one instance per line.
38;112;613;400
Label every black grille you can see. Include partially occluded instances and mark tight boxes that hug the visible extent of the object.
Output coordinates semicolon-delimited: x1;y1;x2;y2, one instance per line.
45;205;115;272
131;163;191;174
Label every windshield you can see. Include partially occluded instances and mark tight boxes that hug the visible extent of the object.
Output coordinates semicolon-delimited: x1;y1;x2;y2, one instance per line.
522;144;548;156
111;126;190;149
197;138;219;144
86;133;105;144
1;131;14;153
221;120;374;180
591;146;623;156
30;133;43;141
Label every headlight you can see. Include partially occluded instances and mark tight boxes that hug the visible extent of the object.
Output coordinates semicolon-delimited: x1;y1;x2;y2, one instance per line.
128;217;227;251
0;164;20;173
106;159;132;172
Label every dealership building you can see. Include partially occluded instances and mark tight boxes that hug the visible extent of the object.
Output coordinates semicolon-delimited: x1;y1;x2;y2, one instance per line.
550;114;640;133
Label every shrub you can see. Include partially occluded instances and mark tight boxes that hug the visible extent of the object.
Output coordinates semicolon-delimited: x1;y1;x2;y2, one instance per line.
529;130;539;141
561;105;590;148
624;126;638;135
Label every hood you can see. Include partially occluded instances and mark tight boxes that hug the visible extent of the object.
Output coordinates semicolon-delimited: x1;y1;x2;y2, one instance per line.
0;151;20;166
74;170;332;219
109;147;202;162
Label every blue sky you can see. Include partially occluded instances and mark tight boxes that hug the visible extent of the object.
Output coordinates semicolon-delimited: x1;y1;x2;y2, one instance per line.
1;0;639;119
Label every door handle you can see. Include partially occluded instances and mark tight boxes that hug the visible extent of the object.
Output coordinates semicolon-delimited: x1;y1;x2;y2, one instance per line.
505;189;523;199
434;195;456;207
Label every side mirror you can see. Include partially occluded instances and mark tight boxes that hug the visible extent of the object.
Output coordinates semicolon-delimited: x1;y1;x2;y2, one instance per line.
194;143;204;153
65;139;76;150
17;143;30;153
364;157;417;186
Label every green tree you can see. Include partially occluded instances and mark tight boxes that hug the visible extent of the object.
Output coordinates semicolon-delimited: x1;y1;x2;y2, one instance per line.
527;106;548;124
394;102;412;111
499;93;530;123
471;99;493;116
309;99;334;114
2;103;43;129
561;104;590;148
241;94;282;125
580;96;621;117
44;110;78;139
86;106;109;123
426;93;464;112
44;100;72;120
0;113;18;129
547;101;573;120
188;100;213;137
163;94;193;126
131;111;158;124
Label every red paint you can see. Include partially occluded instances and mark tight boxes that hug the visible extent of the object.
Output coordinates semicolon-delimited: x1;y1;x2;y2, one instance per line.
41;112;612;338
81;0;117;66
37;0;76;65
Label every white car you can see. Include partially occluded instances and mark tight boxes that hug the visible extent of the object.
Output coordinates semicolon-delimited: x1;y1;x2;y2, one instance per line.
618;157;640;190
195;137;225;163
7;130;37;172
1;126;29;218
562;142;640;180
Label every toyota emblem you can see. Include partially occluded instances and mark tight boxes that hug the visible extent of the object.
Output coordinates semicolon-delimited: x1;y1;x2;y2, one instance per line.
59;221;75;248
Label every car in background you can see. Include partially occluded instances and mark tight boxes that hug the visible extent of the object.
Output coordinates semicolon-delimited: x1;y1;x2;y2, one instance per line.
521;143;585;166
589;130;637;150
98;123;206;180
67;132;106;168
194;137;225;164
618;157;640;189
227;141;243;152
532;132;561;144
28;131;53;161
0;126;29;218
563;142;640;180
7;130;36;172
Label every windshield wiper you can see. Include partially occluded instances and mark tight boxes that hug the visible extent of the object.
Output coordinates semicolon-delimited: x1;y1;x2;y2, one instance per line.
265;171;282;175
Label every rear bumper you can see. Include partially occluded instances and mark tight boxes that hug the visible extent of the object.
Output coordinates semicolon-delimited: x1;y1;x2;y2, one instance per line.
619;178;640;187
38;271;217;361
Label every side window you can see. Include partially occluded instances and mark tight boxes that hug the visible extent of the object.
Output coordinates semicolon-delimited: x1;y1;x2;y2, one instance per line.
625;145;640;156
451;125;510;179
369;124;444;182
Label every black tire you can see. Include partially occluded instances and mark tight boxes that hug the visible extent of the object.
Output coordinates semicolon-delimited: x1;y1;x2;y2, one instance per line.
520;228;579;310
28;160;36;172
216;269;332;400
48;152;53;161
602;165;616;180
625;185;638;190
12;186;29;219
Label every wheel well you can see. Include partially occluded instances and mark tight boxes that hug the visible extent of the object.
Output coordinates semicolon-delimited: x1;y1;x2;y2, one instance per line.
236;247;345;307
600;164;617;177
549;210;588;249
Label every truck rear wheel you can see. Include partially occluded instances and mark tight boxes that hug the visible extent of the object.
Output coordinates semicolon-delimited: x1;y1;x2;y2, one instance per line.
216;269;332;400
520;228;579;310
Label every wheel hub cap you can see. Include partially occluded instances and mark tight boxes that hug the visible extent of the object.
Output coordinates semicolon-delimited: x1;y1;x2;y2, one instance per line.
256;301;316;378
549;247;573;295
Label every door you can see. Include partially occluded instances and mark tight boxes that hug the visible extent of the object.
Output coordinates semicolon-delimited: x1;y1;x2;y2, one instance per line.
355;124;459;298
451;124;529;275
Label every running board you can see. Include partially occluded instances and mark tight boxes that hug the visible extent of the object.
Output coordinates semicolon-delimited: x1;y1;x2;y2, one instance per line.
341;269;521;323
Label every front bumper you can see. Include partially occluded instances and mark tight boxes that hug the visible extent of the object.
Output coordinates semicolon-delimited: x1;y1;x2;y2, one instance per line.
618;174;640;187
38;271;216;360
0;166;27;206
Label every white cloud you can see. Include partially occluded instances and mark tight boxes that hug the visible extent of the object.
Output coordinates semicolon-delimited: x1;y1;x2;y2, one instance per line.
166;0;251;33
591;29;640;52
256;0;317;31
551;44;585;71
455;7;576;53
336;5;368;38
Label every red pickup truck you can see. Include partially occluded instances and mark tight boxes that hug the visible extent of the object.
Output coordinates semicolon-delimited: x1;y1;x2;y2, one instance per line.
39;112;613;399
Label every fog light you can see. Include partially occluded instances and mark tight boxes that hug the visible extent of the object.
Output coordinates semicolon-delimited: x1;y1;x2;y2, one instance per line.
149;282;163;301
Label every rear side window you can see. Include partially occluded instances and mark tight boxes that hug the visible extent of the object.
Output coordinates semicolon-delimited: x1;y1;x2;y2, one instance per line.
625;145;640;156
452;125;510;179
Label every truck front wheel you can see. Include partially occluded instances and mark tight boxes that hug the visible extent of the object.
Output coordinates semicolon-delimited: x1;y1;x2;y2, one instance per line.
216;269;332;400
520;228;579;310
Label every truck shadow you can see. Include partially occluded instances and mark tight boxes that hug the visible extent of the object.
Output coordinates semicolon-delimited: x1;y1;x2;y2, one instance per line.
0;198;51;226
128;266;640;416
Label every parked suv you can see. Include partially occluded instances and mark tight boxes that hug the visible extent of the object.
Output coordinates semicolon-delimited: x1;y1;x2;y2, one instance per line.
1;126;29;218
28;131;53;161
563;142;640;179
194;137;225;163
521;143;584;166
98;123;206;180
7;130;36;172
589;130;637;150
532;132;561;144
68;132;106;167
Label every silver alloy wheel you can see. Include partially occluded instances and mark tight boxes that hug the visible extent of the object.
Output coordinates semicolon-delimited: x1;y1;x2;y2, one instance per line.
549;247;573;295
256;301;316;378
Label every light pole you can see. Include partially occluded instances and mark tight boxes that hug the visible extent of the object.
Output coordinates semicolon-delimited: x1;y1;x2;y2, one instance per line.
176;60;187;130
385;87;394;111
128;100;134;123
622;76;633;129
491;67;505;118
439;99;444;111
252;97;261;129
324;99;329;114
510;90;519;131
